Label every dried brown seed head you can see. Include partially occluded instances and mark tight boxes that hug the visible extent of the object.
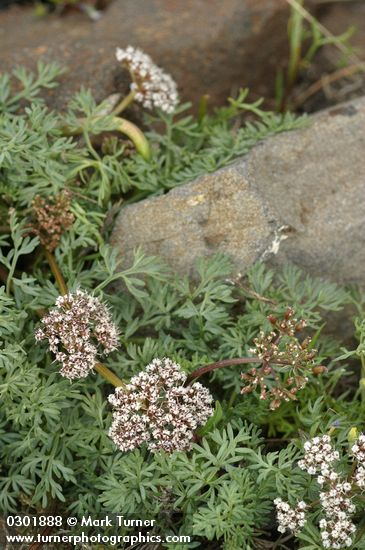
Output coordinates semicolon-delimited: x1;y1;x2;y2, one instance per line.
30;191;74;251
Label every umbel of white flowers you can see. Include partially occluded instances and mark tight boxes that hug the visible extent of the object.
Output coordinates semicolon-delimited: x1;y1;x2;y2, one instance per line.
35;290;119;380
352;434;365;488
108;357;214;453
274;499;307;535
274;434;365;549
116;46;179;113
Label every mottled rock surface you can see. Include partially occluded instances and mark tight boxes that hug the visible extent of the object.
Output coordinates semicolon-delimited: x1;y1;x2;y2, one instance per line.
0;0;292;111
111;97;365;287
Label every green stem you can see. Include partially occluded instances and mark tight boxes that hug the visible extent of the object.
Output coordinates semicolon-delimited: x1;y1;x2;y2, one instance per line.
360;355;365;404
44;249;68;296
110;116;151;161
60;115;151;161
95;362;126;388
83;129;101;161
227;391;237;409
198;94;209;121
111;90;136;116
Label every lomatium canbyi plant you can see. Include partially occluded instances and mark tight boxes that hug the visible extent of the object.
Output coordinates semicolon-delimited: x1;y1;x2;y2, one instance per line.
0;47;365;549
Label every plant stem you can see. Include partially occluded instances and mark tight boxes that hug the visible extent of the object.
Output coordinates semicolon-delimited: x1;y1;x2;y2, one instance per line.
227;390;238;409
272;532;294;550
187;357;262;383
198;94;209;121
360;355;365;405
60;116;151;161
285;0;365;68
292;63;364;109
44;249;68;296
94;362;126;388
187;357;292;384
110;116;151;161
234;281;277;305
112;90;136;115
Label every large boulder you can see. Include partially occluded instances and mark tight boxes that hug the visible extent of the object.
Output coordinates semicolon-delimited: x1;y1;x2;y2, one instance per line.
111;97;365;287
0;0;293;111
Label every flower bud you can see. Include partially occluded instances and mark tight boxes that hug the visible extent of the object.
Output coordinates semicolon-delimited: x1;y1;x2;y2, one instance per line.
312;365;327;376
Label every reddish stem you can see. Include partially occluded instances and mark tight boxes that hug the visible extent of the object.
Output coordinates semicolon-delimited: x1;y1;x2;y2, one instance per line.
187;357;290;384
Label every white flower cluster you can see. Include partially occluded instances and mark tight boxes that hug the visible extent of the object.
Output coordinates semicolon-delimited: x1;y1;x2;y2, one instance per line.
319;481;355;518
275;434;365;549
274;498;307;534
354;464;365;488
35;290;119;380
300;435;356;549
319;518;356;550
108;358;213;453
116;46;179;113
298;435;339;475
352;433;365;463
352;433;365;489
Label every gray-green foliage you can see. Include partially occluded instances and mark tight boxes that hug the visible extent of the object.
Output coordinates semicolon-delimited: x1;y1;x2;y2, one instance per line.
0;62;307;212
0;62;364;549
0;237;354;548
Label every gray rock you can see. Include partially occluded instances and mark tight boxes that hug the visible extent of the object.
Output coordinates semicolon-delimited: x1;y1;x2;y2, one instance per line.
111;97;365;286
0;0;294;112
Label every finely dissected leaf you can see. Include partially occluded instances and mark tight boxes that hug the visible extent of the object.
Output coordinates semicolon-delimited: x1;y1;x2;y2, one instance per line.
0;60;362;550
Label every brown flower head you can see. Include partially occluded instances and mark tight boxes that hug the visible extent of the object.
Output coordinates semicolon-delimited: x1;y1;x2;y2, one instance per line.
35;290;119;380
108;357;213;453
31;191;74;251
241;308;320;409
